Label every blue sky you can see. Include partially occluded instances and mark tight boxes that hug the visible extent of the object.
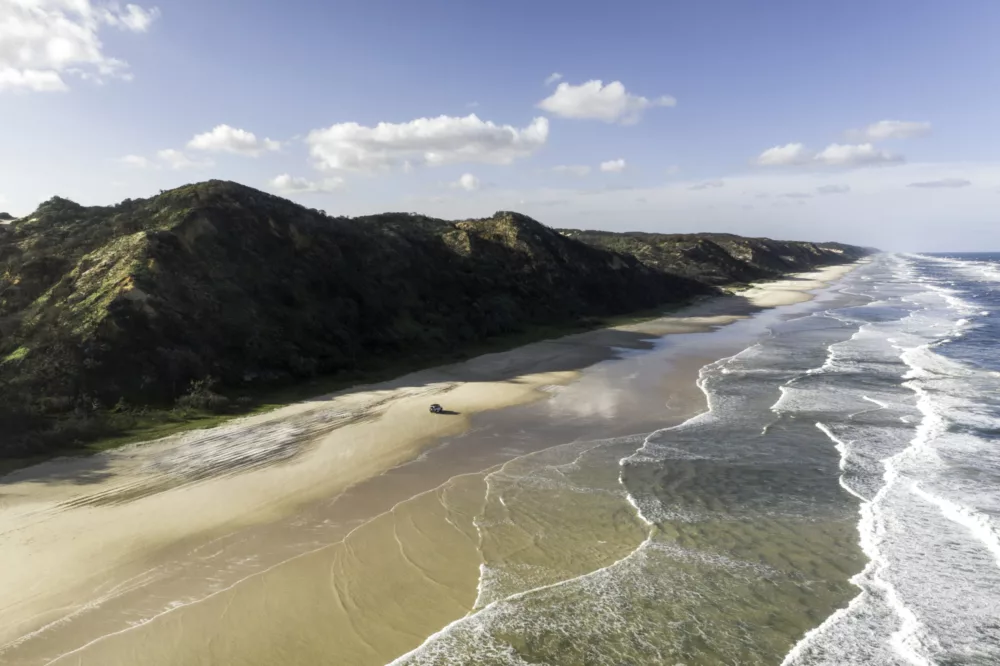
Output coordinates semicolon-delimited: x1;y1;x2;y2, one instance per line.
3;0;1000;250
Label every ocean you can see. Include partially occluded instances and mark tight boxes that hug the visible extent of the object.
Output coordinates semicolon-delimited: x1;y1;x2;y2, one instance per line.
392;253;1000;665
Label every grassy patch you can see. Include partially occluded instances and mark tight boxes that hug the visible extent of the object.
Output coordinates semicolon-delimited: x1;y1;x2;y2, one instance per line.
2;345;29;364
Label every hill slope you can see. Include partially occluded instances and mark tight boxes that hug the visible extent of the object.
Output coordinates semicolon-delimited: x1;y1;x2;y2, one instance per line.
557;229;872;286
0;181;872;454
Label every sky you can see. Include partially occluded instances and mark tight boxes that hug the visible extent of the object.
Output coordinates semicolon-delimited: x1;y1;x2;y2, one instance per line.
2;0;1000;251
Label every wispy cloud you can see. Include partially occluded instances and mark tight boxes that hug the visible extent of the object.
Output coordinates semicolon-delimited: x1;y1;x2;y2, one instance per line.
907;178;971;189
552;165;591;176
757;142;901;168
757;143;810;166
269;174;344;194
848;120;932;141
156;149;213;170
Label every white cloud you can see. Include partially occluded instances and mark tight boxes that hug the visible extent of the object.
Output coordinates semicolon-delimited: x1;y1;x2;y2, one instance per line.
759;142;901;168
269;174;343;194
850;120;932;141
0;0;159;93
817;184;851;195
544;72;563;86
156;149;212;170
907;178;971;189
757;143;810;166
552;165;591;177
600;159;626;173
187;124;281;156
780;192;813;199
815;143;901;166
306;114;548;172
113;4;159;32
0;68;67;92
689;180;725;190
120;154;154;169
453;173;480;191
537;80;676;124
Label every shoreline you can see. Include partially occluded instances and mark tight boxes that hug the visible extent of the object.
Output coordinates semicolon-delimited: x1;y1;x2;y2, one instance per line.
0;260;865;662
0;262;864;469
0;300;705;468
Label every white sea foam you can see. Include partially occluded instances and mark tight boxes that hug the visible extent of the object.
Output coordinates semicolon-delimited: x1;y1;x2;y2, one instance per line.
782;252;1000;665
911;483;1000;568
786;402;936;666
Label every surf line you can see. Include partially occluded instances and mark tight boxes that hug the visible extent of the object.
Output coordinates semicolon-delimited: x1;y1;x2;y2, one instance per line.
469;433;645;611
390;351;753;664
782;402;934;666
783;288;953;666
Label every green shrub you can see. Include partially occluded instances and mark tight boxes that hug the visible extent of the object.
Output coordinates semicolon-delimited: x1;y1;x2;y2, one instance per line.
175;376;230;412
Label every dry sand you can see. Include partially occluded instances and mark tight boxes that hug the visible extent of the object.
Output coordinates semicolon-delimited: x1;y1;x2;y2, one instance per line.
0;261;865;664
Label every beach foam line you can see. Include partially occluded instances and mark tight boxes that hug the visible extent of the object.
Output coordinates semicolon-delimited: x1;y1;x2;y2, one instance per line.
782;285;941;666
470;434;643;609
805;411;934;666
617;349;744;525
815;423;866;503
863;395;890;409
911;483;1000;569
386;534;655;666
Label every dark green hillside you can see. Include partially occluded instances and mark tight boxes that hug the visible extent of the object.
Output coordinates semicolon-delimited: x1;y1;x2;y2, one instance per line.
0;181;714;454
0;181;874;455
557;230;870;285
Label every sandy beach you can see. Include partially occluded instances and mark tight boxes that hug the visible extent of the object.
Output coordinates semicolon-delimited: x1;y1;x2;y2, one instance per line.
0;261;863;666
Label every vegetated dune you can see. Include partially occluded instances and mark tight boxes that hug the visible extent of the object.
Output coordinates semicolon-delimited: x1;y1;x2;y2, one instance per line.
0;180;872;454
559;228;877;285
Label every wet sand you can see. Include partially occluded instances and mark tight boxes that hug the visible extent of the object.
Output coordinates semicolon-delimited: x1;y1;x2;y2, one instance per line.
0;262;862;666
